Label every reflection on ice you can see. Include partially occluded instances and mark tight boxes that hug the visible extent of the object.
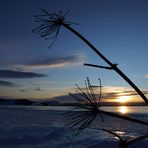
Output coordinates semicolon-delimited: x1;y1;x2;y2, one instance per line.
115;131;125;136
119;106;128;114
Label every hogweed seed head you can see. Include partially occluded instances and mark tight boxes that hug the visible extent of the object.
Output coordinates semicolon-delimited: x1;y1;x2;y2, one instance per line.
33;9;77;48
66;78;103;134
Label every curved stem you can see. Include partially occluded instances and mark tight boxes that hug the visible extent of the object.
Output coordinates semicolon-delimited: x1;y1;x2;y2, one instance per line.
99;109;148;126
62;23;148;105
127;134;148;145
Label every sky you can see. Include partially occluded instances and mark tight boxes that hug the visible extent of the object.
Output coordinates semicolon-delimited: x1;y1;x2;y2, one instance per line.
0;0;148;104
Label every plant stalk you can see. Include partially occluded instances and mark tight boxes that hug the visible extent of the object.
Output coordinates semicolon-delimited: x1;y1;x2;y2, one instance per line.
99;109;148;126
62;23;148;105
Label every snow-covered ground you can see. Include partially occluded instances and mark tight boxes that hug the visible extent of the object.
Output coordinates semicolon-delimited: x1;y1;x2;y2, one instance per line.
0;106;148;148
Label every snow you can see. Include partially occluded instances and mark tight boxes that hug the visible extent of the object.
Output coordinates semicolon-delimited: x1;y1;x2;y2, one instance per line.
0;106;148;148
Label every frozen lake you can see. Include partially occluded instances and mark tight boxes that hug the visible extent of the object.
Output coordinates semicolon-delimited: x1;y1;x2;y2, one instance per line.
0;106;148;148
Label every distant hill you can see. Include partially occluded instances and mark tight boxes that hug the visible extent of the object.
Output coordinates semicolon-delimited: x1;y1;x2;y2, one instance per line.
40;100;61;106
0;98;33;106
0;98;62;106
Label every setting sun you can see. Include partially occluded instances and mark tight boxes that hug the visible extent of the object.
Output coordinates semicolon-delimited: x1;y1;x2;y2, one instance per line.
118;96;130;103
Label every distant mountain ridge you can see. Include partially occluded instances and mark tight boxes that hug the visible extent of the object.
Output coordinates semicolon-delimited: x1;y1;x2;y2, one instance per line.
0;98;33;105
0;98;61;106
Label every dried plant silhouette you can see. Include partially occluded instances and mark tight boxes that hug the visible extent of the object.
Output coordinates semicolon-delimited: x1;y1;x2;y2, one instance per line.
33;9;148;105
33;9;148;147
32;9;77;48
66;78;148;133
66;78;103;134
101;128;148;148
66;78;148;147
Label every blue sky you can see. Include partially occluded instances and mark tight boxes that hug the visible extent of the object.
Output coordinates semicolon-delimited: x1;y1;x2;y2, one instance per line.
0;0;148;103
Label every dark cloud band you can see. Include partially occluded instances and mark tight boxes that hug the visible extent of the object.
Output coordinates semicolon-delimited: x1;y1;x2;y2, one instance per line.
0;70;46;78
0;80;16;87
26;55;82;68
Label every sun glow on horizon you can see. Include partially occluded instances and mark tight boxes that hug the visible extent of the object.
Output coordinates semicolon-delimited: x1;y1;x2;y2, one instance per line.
118;96;130;103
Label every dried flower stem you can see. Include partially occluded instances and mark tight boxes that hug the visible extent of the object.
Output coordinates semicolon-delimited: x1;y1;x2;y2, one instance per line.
98;109;148;126
61;23;148;105
68;78;148;134
33;10;148;104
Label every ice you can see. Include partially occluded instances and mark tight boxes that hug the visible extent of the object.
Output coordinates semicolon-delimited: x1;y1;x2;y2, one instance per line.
0;106;148;148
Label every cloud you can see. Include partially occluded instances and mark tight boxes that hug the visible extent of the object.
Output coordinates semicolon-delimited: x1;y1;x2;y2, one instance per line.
20;89;27;92
21;55;84;70
34;87;41;91
0;80;16;87
0;52;86;71
144;75;148;78
0;69;46;78
50;85;148;104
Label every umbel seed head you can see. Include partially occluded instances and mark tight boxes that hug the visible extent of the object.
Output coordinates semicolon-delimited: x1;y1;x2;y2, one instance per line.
33;9;77;48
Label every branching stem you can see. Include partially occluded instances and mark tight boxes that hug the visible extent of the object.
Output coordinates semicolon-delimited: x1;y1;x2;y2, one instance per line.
62;23;148;105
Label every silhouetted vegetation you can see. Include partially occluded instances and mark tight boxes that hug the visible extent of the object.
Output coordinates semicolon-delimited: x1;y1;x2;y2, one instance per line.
33;10;148;147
